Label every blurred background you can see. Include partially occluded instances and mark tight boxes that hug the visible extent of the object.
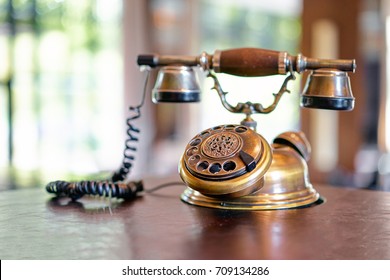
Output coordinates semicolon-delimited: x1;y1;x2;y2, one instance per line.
0;0;388;191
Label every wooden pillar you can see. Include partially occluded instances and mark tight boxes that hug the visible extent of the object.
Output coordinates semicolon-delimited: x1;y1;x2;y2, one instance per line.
301;0;365;183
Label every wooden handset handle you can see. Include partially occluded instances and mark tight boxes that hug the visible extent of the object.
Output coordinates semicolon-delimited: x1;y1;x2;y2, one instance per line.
137;48;356;77
213;48;356;77
213;48;289;77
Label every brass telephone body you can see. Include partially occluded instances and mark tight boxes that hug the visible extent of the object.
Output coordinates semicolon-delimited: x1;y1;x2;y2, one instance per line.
180;127;320;210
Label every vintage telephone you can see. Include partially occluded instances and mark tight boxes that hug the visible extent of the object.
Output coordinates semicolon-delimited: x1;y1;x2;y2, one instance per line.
47;47;356;211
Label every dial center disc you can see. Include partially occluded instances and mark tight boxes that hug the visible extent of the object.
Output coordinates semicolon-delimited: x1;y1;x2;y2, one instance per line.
202;132;242;159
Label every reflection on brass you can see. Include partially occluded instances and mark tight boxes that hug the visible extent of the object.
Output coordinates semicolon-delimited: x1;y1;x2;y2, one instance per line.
180;131;321;210
273;131;311;161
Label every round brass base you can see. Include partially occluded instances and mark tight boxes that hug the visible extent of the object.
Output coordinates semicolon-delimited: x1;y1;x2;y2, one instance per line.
180;185;322;210
179;130;324;211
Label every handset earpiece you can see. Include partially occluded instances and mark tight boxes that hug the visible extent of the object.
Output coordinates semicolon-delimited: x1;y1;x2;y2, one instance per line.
179;124;272;198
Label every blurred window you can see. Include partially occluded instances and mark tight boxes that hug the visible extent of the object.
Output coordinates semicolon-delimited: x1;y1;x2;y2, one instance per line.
0;0;123;184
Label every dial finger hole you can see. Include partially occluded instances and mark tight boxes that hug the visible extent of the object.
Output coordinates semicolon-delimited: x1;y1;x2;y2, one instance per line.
223;161;236;172
190;138;201;146
209;163;222;174
197;161;209;171
235;126;248;133
224;124;235;130
189;154;200;165
186;146;198;156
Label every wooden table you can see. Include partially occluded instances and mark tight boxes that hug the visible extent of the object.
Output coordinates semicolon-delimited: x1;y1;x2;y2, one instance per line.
1;174;390;260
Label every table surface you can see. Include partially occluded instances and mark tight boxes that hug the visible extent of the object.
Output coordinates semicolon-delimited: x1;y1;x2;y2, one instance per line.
1;174;390;260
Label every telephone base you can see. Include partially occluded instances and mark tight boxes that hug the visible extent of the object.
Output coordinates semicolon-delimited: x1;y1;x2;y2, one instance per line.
181;186;322;210
179;129;324;210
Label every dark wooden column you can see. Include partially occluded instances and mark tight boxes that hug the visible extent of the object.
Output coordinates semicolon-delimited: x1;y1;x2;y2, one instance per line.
301;0;365;183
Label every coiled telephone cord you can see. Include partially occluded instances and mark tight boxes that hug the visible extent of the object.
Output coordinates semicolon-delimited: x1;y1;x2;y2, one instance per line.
46;69;162;201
